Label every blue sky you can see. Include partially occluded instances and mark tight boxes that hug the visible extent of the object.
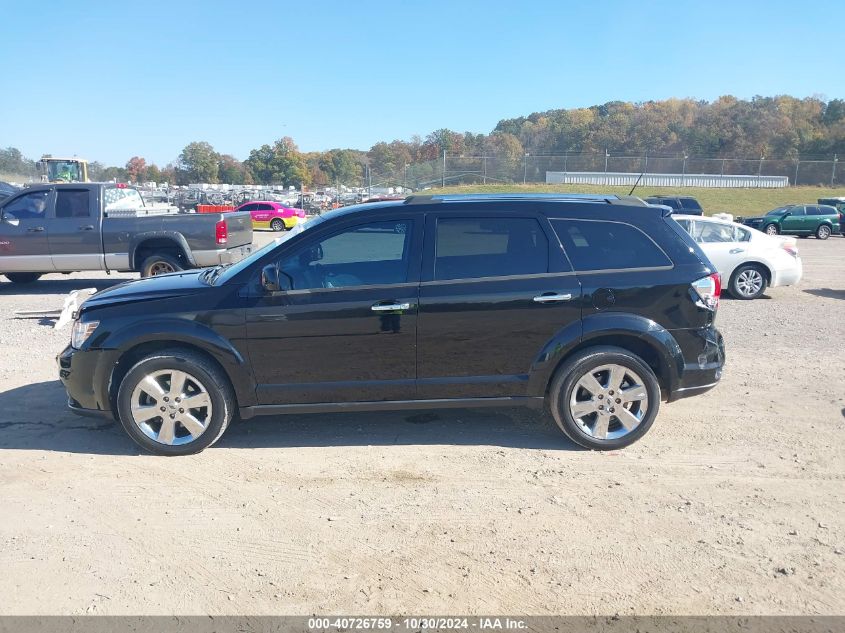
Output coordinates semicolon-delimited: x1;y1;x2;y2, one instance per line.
1;0;842;166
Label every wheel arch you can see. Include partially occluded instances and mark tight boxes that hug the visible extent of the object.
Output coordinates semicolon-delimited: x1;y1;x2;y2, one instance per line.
129;232;196;271
103;324;256;412
528;313;683;401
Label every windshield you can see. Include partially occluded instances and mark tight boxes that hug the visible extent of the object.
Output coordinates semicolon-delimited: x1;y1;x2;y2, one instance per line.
47;161;81;182
212;214;326;285
766;207;790;216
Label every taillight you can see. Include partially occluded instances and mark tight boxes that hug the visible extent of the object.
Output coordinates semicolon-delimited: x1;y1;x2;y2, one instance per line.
782;243;799;258
691;272;721;311
215;220;228;245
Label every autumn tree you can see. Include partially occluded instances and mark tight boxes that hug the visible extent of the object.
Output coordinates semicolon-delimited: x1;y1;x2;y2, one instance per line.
125;156;147;183
244;137;309;187
177;141;220;184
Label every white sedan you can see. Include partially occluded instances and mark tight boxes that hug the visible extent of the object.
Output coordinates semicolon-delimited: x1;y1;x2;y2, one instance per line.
674;214;802;300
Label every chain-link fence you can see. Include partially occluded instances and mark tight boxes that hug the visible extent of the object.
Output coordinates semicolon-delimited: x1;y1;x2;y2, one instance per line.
367;152;843;190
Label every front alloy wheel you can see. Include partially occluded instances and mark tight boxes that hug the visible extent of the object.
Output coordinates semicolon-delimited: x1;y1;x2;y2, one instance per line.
116;349;235;455
765;224;779;236
130;369;213;446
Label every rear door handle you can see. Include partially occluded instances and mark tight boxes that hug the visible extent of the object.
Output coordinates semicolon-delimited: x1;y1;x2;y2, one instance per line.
533;292;573;303
371;302;411;312
78;225;95;231
26;226;45;233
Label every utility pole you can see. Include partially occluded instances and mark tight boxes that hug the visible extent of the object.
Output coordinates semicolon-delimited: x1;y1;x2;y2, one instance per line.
794;158;800;186
524;152;530;185
403;162;407;191
442;150;446;188
482;155;487;184
682;153;688;187
758;153;764;188
832;154;838;187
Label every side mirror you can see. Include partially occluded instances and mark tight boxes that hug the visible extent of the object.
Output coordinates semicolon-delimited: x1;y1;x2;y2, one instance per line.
781;212;791;218
1;211;19;226
261;264;290;293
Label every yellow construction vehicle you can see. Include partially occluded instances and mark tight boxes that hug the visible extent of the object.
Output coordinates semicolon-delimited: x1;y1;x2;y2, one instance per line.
36;155;89;183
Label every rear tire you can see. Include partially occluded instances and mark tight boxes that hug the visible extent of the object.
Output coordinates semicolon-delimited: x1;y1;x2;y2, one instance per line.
116;348;235;455
139;253;183;278
547;346;661;450
816;225;831;240
270;218;284;232
4;273;42;284
728;264;767;300
764;224;779;236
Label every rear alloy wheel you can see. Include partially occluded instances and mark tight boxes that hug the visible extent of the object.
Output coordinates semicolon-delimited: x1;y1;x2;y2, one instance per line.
816;225;831;240
270;218;284;232
549;347;660;450
140;253;183;277
116;349;235;455
4;273;42;284
764;224;779;236
729;264;767;300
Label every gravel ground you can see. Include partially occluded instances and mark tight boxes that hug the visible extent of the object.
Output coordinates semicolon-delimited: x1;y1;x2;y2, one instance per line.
0;233;843;615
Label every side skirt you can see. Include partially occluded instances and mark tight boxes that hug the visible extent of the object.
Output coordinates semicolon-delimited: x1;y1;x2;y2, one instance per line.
239;396;544;420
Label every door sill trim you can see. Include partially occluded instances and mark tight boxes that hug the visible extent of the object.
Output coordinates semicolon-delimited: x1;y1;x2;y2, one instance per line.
239;396;544;419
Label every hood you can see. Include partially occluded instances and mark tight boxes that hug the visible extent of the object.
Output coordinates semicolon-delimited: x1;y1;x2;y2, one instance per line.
81;269;210;312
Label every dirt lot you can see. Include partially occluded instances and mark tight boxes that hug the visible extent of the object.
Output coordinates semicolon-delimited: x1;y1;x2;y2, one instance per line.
0;233;843;616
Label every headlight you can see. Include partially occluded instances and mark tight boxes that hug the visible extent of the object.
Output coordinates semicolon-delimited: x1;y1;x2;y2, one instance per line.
71;320;99;349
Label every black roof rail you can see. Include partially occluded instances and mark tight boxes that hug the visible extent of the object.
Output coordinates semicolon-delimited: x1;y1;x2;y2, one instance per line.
405;193;650;207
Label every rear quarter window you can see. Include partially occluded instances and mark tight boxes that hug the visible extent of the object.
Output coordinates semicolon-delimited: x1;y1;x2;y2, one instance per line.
551;219;672;271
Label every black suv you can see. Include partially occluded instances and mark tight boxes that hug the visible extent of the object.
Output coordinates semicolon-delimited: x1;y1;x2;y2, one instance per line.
59;194;725;455
643;196;704;215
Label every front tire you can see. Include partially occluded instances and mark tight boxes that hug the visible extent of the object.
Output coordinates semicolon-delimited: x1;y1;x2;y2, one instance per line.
139;253;183;277
4;273;42;284
270;218;284;232
548;346;660;450
116;348;235;455
729;264;767;300
816;225;831;240
764;224;779;236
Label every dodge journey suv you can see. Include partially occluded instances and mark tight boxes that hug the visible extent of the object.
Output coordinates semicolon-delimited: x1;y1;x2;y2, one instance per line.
59;193;725;455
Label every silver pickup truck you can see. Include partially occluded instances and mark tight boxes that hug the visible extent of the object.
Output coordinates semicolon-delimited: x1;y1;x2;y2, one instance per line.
0;183;253;283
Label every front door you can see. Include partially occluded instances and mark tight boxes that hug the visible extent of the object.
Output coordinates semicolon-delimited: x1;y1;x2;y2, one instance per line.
416;212;582;399
48;187;104;271
781;206;806;233
0;189;54;272
245;217;422;405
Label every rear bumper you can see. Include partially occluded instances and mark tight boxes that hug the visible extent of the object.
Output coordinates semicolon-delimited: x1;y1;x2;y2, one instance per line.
770;258;803;288
193;244;252;267
668;326;725;402
57;345;119;416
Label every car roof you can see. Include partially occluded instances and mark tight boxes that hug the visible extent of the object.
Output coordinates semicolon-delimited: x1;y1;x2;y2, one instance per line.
672;213;735;225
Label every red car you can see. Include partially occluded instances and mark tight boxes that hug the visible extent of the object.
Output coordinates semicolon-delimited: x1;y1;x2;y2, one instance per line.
235;201;306;231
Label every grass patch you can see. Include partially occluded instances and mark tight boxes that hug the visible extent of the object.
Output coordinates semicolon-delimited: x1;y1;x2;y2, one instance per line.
419;184;845;216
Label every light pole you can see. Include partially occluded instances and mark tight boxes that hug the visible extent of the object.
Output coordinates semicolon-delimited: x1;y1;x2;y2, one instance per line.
832;154;838;187
682;153;688;186
758;153;764;188
442;150;446;188
523;152;530;185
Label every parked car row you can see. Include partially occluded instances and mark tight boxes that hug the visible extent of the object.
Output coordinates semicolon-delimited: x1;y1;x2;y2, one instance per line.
741;204;841;239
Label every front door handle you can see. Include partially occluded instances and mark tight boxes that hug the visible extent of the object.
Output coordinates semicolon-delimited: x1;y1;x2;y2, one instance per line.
371;302;411;312
729;248;745;254
533;292;573;303
78;225;95;231
27;226;45;233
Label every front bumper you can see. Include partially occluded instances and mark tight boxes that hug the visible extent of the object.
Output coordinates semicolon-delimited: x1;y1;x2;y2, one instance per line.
668;326;725;402
57;345;119;417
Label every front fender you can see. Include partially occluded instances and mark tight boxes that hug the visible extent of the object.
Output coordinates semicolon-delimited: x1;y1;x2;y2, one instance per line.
99;317;256;407
527;312;684;397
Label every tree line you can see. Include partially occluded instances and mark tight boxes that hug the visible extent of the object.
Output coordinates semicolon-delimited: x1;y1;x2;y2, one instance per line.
2;95;843;187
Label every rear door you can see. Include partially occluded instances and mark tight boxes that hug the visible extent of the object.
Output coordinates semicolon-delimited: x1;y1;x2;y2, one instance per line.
0;189;54;272
48;187;104;271
416;210;581;399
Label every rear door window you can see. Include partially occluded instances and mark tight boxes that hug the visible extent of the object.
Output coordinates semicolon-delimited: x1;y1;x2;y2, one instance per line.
55;189;91;218
434;217;549;281
551;219;672;271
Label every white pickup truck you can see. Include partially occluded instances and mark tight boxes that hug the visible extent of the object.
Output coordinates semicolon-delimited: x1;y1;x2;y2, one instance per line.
0;183;253;283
